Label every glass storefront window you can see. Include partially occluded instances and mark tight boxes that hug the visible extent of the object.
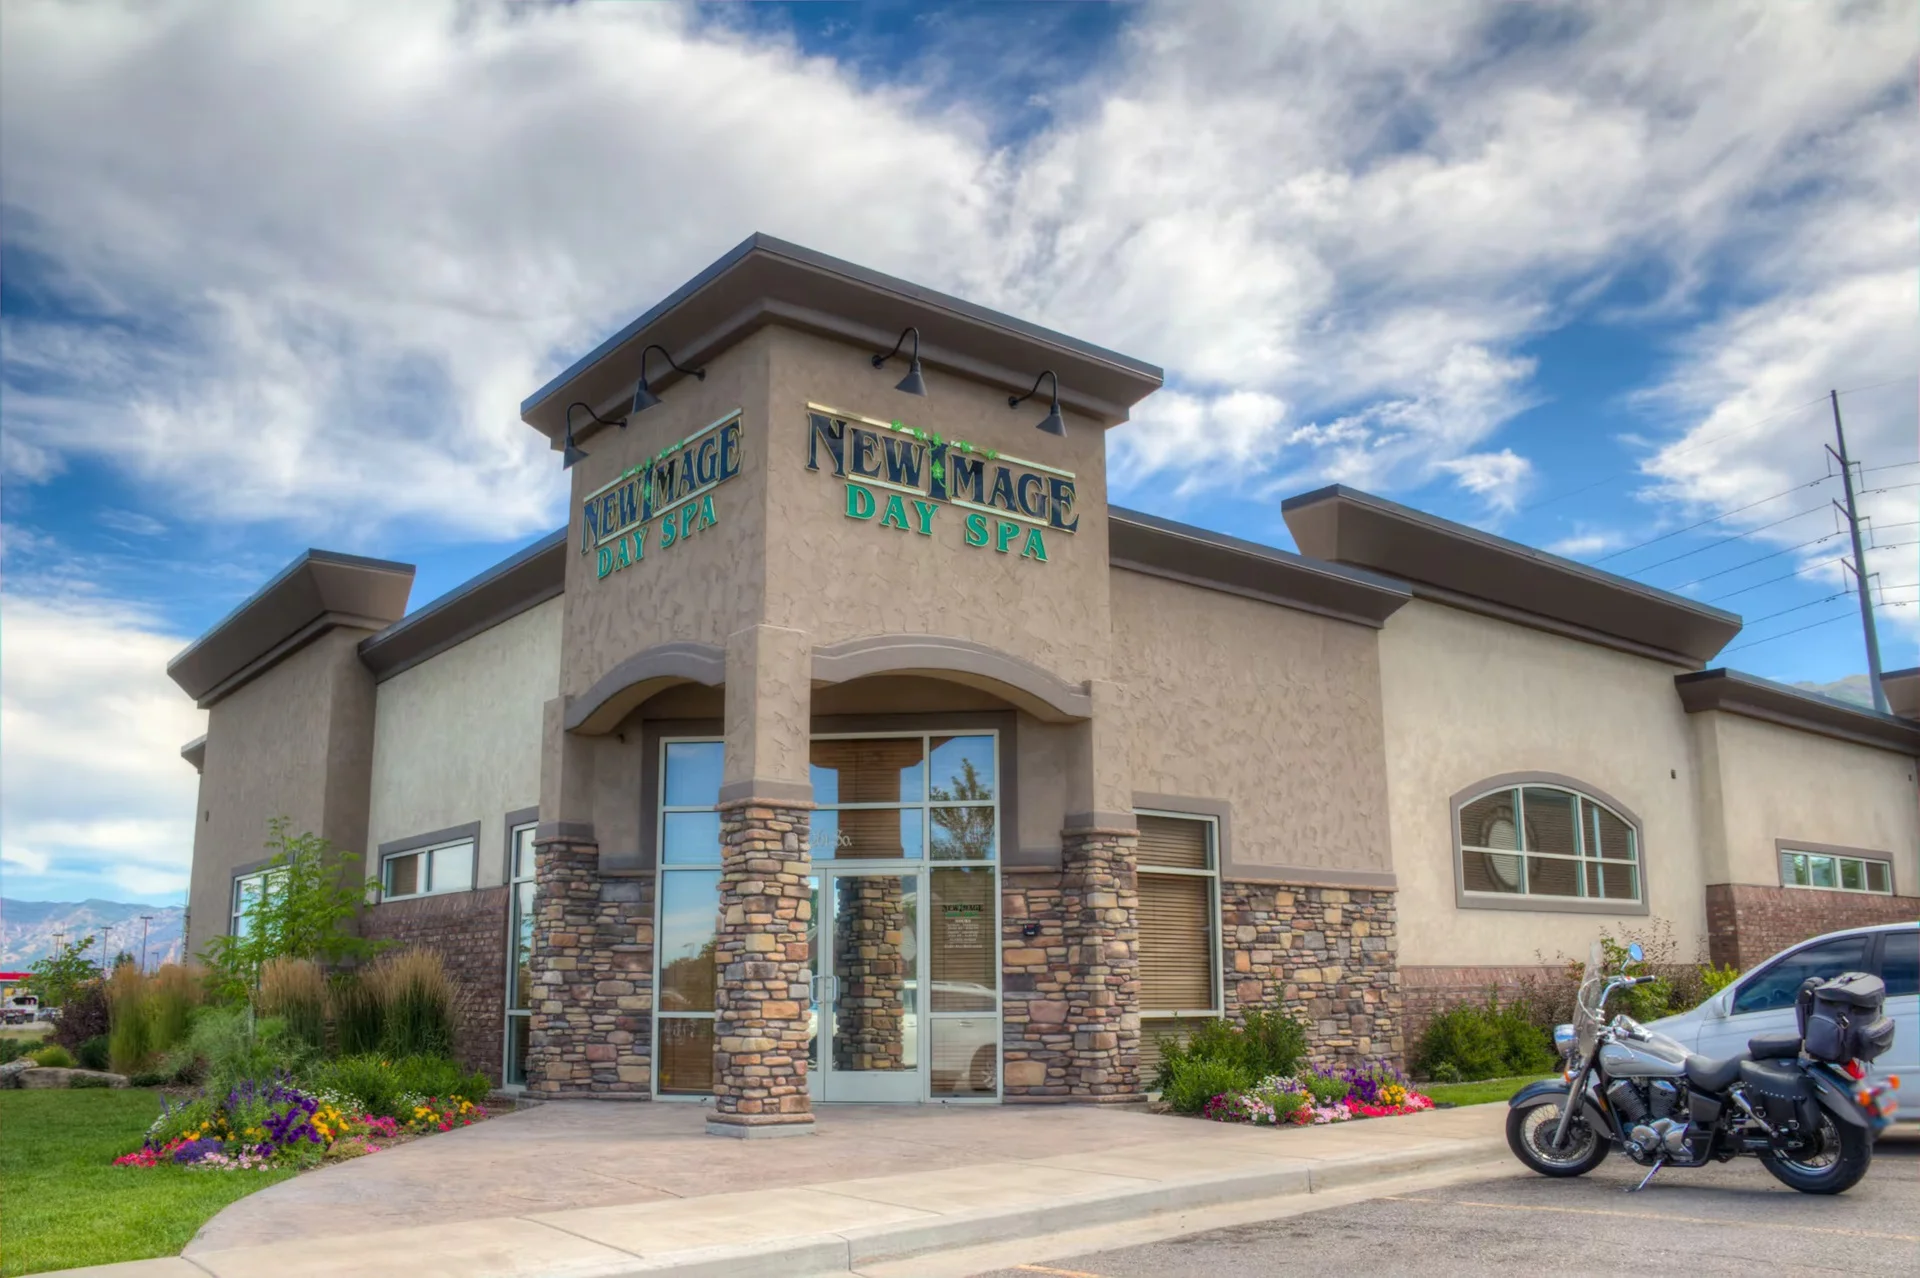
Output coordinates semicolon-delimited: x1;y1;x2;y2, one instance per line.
664;741;724;808
657;738;724;1095
930;735;995;801
662;811;723;864
811;737;925;805
504;823;537;1087
657;870;720;1014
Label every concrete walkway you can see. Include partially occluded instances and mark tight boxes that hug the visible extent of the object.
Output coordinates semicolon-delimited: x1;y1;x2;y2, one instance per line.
60;1102;1508;1278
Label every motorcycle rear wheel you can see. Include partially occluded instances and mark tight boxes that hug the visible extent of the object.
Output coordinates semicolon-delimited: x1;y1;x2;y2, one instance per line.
1758;1110;1871;1195
1506;1100;1609;1177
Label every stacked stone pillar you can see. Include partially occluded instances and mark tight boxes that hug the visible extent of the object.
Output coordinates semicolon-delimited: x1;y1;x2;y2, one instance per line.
708;801;815;1136
1059;825;1143;1100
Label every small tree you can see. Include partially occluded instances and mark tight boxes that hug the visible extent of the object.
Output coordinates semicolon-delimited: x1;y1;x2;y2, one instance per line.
201;817;381;1001
27;936;102;1010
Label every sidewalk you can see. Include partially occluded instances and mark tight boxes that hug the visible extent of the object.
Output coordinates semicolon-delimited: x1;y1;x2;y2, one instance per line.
58;1103;1508;1278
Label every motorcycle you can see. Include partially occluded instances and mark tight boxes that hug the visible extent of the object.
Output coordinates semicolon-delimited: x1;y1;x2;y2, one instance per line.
1506;942;1899;1195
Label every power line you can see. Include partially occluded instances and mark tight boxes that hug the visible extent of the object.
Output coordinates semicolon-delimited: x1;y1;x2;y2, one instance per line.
1626;501;1833;575
1861;460;1920;475
1836;374;1919;399
1742;591;1856;627
1673;531;1849;591
1704;557;1848;603
1593;477;1831;565
1721;599;1919;656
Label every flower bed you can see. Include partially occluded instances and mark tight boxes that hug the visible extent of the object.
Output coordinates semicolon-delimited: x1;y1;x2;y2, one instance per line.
111;1074;488;1172
1200;1060;1433;1127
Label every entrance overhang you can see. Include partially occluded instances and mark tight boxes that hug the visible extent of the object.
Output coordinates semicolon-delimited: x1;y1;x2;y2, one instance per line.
566;641;726;734
811;634;1091;723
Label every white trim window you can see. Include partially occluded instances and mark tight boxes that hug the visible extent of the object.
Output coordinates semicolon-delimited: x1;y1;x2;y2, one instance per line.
1780;849;1892;895
1134;811;1222;1019
503;822;538;1087
230;868;285;939
381;838;476;901
1457;783;1641;904
655;738;724;1096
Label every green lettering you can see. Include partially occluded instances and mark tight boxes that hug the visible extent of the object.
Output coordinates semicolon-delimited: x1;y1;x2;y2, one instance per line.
696;493;717;531
964;512;989;547
880;492;910;530
660;517;678;549
615;537;632;569
1021;528;1048;562
680;503;697;541
994;520;1019;554
846;483;876;520
911;500;937;536
596;546;613;578
631;529;645;561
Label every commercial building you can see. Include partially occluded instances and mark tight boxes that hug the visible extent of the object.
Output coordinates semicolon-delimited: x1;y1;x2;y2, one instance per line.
170;236;1920;1134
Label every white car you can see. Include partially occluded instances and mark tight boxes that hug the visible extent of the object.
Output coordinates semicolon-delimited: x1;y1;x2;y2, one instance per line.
1648;922;1916;1119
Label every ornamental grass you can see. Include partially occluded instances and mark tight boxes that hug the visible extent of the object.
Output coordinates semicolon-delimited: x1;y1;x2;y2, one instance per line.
329;971;383;1056
366;948;457;1059
256;957;328;1052
106;963;154;1076
148;963;205;1056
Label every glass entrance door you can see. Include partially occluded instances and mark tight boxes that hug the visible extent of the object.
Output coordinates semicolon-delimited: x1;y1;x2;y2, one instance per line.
812;868;922;1103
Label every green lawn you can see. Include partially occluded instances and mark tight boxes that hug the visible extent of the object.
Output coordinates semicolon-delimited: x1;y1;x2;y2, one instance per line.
0;1088;296;1276
1420;1074;1556;1108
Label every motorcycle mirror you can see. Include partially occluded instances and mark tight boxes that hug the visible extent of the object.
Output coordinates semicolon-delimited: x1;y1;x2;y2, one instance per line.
1627;942;1644;964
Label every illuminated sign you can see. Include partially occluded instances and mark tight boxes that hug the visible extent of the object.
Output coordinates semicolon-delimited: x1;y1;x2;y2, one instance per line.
580;410;742;580
804;403;1073;563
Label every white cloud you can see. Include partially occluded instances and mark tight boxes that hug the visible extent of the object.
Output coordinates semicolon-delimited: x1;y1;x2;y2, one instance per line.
0;591;205;901
3;0;1911;541
1437;450;1534;512
1546;528;1627;559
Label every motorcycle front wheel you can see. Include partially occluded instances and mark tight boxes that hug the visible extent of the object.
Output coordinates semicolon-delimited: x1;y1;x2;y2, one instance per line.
1506;1099;1609;1178
1758;1110;1871;1195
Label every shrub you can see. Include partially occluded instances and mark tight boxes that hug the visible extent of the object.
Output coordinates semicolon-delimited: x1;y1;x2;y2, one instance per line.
330;972;384;1056
27;936;102;1012
1411;997;1555;1082
369;949;458;1058
50;979;110;1053
202;817;383;1000
0;1039;22;1065
68;1072;111;1088
257;957;328;1051
1700;962;1740;997
303;1052;490;1118
147;964;204;1053
107;964;155;1075
1152;1009;1310;1092
30;1044;75;1068
77;1035;111;1071
129;1070;170;1088
166;1005;309;1095
1162;1055;1252;1114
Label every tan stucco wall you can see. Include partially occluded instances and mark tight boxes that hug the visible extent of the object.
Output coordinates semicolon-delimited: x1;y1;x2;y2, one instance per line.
1380;599;1709;967
1110;568;1393;874
366;597;561;888
186;628;378;959
1692;710;1919;892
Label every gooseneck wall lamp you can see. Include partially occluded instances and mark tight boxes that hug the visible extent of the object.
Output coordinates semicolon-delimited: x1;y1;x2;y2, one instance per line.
871;326;929;397
631;344;707;415
1009;369;1066;438
562;401;623;470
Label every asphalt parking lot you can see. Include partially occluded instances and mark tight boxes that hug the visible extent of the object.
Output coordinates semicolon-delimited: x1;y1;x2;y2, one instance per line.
975;1127;1920;1277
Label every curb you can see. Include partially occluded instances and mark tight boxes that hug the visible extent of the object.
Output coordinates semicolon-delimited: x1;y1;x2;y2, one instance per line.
565;1136;1508;1277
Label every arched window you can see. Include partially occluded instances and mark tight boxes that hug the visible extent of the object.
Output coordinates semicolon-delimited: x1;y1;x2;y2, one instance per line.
1454;778;1643;908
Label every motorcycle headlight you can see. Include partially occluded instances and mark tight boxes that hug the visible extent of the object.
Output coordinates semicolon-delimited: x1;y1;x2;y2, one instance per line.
1552;1023;1576;1056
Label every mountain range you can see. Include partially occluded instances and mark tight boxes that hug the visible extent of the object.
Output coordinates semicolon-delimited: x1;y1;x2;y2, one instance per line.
1;899;186;970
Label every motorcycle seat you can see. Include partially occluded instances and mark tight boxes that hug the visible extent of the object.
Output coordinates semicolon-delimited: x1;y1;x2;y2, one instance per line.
1747;1032;1801;1060
1684;1052;1747;1092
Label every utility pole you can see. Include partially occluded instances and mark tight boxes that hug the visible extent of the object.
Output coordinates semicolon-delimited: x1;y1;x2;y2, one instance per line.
1827;390;1888;713
139;915;154;973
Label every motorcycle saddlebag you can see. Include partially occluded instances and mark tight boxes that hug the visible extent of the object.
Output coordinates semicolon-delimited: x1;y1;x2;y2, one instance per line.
1739;1059;1818;1136
1796;972;1890;1063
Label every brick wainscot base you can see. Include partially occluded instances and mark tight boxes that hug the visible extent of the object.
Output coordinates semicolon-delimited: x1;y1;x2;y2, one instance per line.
1707;883;1920;971
361;887;511;1082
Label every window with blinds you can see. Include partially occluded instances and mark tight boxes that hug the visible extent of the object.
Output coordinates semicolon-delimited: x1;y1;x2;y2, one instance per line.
1136;813;1219;1015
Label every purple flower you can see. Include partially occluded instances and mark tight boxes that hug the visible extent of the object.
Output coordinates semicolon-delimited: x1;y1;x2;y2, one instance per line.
173;1138;224;1165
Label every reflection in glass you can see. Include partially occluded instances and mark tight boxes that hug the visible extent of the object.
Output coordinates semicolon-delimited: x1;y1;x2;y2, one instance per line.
506;1015;531;1087
932;807;995;861
930;735;995;802
665;741;724;808
513;826;537;880
810;809;923;860
663;811;724;865
832;874;917;1072
658;871;720;1012
930;868;996;1009
930;1018;999;1097
433;845;474;893
811;738;925;806
1521;788;1578;856
1462;850;1524;893
657;1018;715;1093
512;881;535;1007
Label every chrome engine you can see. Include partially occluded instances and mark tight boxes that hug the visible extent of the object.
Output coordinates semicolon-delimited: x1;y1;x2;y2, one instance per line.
1608;1078;1691;1161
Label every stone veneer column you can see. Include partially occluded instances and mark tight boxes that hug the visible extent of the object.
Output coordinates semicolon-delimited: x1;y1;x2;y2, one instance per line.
708;800;815;1137
1058;825;1143;1101
1220;883;1402;1068
525;832;655;1096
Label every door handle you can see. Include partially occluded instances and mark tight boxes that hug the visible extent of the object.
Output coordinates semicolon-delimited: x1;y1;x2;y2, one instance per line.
811;974;839;1006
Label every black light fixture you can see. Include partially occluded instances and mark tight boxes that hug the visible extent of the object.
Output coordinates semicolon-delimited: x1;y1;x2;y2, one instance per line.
562;401;621;470
631;344;707;416
1009;370;1066;437
871;326;929;397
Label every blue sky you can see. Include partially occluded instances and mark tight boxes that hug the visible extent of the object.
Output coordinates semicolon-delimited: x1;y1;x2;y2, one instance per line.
2;0;1915;907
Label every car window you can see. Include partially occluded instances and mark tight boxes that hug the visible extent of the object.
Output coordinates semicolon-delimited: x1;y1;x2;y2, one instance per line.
1731;936;1873;1016
1881;930;1918;999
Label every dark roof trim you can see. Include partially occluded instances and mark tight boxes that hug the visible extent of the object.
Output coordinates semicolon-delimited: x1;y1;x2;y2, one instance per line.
520;234;1163;443
181;735;206;774
1282;484;1742;665
1109;506;1411;629
1677;669;1920;756
168;550;414;707
360;528;566;682
1883;667;1920;720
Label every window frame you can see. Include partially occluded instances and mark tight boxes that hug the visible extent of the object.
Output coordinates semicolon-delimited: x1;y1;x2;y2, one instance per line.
1134;808;1223;1021
379;837;478;902
502;818;538;1089
1777;847;1895;896
652;736;726;1100
1450;773;1649;916
229;866;285;939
